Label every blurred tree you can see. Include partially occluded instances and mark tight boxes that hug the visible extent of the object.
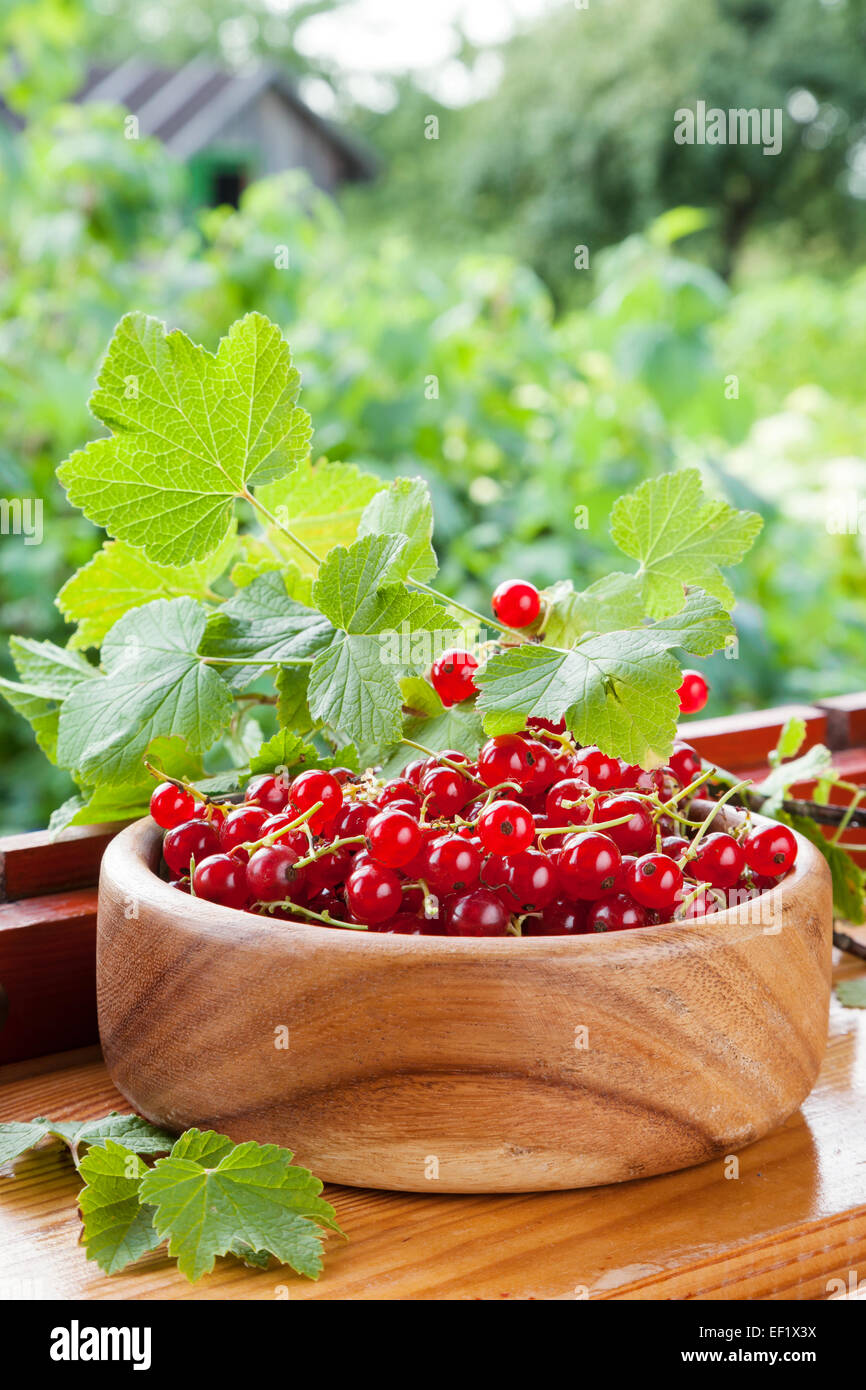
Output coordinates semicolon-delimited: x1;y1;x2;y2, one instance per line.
356;0;866;298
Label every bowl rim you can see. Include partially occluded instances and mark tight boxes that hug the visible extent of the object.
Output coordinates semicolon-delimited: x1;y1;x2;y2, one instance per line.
100;800;830;960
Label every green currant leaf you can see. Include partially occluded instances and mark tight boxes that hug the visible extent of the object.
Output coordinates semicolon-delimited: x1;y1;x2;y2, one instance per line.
201;572;334;690
138;1128;340;1283
781;812;865;924
78;1141;163;1275
609;468;762;618
56;598;234;785
0;1112;174;1168
836;980;866;1009
254;458;385;576
57;531;238;652
276;664;313;733
312;534;408;631
248;729;322;776
383;694;485;776
770;716;807;765
358;476;438;582
542;573;646;646
57;312;311;565
308;633;404;750
757;744;833;816
0;637;99;763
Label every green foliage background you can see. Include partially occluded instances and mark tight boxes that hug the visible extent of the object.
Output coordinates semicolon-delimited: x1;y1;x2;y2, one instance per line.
1;0;865;830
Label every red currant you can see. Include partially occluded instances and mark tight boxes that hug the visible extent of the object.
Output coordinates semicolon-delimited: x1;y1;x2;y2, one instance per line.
506;849;557;910
660;834;689;858
476;799;535;855
586;893;647;933
422;834;482;894
289;769;343;833
419;765;472;817
525;897;589;935
345;862;403;923
219;805;270;854
377;778;421;811
403;758;428;787
522;740;558;793
366;810;423;868
545;778;592;827
677;669;709;715
429;648;479;705
557;832;622;899
593;794;655;854
669;741;701;786
376;913;436;935
245;773;290;815
444;888;509;936
491;579;541;629
477;735;534;790
193;854;250;909
570;746;620;791
163;819;220;876
744;824;797;877
304;841;355;892
626;853;684;911
247;843;305;902
674;886;721;920
333;801;378;837
150;781;196;830
689;832;745;889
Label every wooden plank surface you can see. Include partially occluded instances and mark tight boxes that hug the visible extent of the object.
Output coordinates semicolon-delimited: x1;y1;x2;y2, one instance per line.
0;890;98;1064
0;823;128;903
2;938;865;1301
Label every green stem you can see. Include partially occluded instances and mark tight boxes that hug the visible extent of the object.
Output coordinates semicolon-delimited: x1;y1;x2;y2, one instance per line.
683;779;753;862
409;579;522;641
242;487;323;568
243;801;322;854
261;901;368;930
831;788;864;846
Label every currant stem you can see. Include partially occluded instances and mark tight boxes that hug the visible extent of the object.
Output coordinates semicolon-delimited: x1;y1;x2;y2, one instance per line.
243;801;323;854
685;779;753;861
260;900;368;930
242;487;323;568
408;579;522;641
536;812;634;840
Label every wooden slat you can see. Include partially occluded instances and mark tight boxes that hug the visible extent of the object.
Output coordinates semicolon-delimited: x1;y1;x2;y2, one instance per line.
0;891;98;1065
815;692;866;751
0;823;128;903
1;931;864;1300
683;703;827;770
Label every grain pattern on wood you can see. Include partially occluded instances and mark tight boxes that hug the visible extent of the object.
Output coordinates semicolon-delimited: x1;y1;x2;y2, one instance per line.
96;808;833;1194
685;703;827;770
0;823;128;903
0;891;98;1064
1;930;865;1302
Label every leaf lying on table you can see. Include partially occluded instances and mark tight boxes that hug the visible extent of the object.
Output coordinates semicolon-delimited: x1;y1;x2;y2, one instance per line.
138;1128;341;1282
0;1113;343;1283
0;1112;175;1167
836;979;866;1009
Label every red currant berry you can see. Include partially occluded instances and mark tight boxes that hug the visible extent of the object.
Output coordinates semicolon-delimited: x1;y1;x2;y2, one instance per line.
163;819;221;876
557;832;622;899
525;897;589;936
586;893;647;933
477;734;534;790
669;741;701;786
403;758;429;787
366;810;423;869
333;801;378;838
345;862;403;924
190;802;226;827
247;843;305;902
744;824;797;877
479;852;517;905
477;799;535;855
593;794;655;855
219;805;270;854
626;853;684;911
674;886;721;920
689;832;745;889
193;854;250;910
506;849;557;910
527;716;566;737
570;746;620;791
422;834;482;894
245;773;290;815
150;781;196;830
419;765;472;817
429;648;479;705
304;841;354;892
444;888;509;936
289;769;343;833
377;778;421;811
677;669;709;715
660;834;689;858
491;579;541;629
545;778;592;827
375;913;432;935
522;740;558;793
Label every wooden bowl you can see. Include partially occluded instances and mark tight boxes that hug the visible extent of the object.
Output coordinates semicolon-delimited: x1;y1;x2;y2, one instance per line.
97;807;832;1192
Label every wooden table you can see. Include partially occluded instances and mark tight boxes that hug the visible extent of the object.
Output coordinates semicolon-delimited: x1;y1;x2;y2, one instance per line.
2;932;865;1301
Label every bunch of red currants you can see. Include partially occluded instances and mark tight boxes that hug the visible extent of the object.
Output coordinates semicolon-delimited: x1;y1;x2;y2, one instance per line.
150;725;797;936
